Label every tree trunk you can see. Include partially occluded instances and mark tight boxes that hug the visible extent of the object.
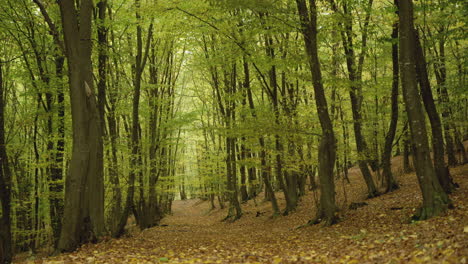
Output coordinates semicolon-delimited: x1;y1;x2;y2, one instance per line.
382;16;400;193
97;0;108;134
247;152;258;199
49;55;65;246
398;0;450;220
403;128;412;173
226;64;242;220
432;35;458;166
412;29;457;193
328;0;379;198
27;4;67;242
263;32;296;214
225;135;242;220
244;58;279;215
239;140;249;202
0;60;13;264
114;0;153;236
297;0;338;226
57;0;105;252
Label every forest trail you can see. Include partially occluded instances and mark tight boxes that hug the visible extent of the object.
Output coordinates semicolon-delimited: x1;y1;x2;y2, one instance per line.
15;163;468;264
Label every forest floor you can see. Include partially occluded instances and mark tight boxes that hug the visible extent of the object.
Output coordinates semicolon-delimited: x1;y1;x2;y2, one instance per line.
14;159;468;263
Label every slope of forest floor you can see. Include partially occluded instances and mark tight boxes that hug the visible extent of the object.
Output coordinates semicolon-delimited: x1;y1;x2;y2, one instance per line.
14;161;468;263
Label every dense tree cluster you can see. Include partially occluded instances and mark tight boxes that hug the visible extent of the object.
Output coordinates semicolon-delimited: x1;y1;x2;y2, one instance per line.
0;0;466;262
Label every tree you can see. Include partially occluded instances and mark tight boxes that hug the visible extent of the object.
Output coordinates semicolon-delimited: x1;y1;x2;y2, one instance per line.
115;0;154;236
0;0;466;258
381;2;400;193
296;0;338;226
57;0;105;252
398;0;450;220
0;57;13;264
412;29;457;194
31;0;66;245
328;0;380;198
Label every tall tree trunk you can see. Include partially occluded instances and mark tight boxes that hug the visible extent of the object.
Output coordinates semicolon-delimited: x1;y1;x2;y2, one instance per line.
263;32;296;214
432;34;458;166
50;55;65;246
244;59;279;215
297;0;338;226
31;1;67;245
147;43;162;229
382;16;400;193
114;0;152;236
329;0;379;198
57;0;105;252
412;29;457;193
224;64;242;221
97;0;108;133
0;60;13;264
106;5;123;233
398;0;450;220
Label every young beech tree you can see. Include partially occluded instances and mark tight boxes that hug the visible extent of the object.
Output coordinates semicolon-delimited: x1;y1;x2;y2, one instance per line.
398;0;450;220
57;0;105;252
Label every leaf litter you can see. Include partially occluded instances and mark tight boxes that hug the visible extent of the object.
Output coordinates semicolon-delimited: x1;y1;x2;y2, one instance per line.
14;163;467;264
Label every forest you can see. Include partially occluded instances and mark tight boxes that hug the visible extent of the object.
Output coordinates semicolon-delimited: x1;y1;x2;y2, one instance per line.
0;0;467;263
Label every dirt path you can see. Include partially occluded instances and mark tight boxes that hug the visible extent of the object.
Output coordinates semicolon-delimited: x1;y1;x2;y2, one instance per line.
15;164;468;263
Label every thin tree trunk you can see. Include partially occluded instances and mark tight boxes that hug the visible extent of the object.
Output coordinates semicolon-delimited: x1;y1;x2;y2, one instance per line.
26;4;67;242
382;16;400;193
338;98;351;183
432;35;458;166
49;55;65;245
412;29;457;193
403;128;412;173
239;140;249;202
0;60;13;264
243;59;279;215
297;0;338;226
103;5;124;233
247;152;258;199
114;0;153;236
262;31;296;214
